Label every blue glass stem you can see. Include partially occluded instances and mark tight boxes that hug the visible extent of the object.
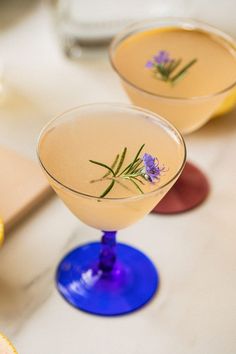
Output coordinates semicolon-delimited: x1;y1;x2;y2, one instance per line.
99;231;117;272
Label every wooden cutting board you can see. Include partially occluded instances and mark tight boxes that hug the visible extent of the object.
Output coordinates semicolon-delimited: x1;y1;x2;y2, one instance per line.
0;146;52;232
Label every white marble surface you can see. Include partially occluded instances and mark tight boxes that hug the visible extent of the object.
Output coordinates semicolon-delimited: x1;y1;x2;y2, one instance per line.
0;2;236;353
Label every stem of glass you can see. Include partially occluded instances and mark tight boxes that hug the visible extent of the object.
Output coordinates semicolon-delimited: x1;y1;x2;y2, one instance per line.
99;231;117;272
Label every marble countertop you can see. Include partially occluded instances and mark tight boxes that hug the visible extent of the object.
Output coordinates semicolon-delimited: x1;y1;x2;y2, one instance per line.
0;2;236;353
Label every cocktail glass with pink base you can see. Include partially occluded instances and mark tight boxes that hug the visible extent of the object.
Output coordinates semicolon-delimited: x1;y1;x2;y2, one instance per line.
37;103;186;316
110;18;236;213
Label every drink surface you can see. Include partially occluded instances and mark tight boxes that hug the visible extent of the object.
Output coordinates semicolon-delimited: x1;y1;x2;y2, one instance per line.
113;28;236;98
39;108;185;230
39;110;184;199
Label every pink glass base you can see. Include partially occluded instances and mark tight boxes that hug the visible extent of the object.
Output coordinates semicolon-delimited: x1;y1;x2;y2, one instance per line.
152;162;210;214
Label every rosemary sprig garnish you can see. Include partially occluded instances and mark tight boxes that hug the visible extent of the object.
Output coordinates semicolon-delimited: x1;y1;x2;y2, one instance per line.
89;160;115;177
169;58;197;84
114;147;127;175
102;154;119;178
100;179;115;198
89;144;166;198
146;50;197;85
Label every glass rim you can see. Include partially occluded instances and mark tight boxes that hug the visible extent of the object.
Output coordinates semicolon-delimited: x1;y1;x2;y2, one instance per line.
109;17;236;101
37;102;186;202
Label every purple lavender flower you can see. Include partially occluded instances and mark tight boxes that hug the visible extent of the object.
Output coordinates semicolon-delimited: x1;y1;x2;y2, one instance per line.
145;60;154;68
142;153;164;183
145;50;197;85
153;50;170;65
145;51;171;71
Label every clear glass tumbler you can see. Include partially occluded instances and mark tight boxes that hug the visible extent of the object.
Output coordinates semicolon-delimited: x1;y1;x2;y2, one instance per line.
54;0;161;58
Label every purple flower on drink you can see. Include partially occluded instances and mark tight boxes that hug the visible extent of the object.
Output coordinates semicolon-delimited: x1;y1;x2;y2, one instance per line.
153;50;171;64
89;144;167;197
145;49;197;85
145;60;154;68
142;153;165;183
145;50;171;69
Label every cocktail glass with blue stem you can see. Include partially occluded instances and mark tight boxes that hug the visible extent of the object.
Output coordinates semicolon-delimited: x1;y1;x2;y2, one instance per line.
37;103;186;316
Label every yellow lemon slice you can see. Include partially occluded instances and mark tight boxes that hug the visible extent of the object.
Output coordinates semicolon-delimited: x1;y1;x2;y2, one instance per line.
0;333;18;354
213;87;236;118
0;218;4;247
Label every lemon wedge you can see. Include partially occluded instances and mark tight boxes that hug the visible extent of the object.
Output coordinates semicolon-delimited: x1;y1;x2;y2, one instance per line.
213;87;236;118
0;333;18;354
0;218;4;247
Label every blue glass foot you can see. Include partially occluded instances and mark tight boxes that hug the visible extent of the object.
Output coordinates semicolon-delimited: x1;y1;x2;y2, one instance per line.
56;242;159;316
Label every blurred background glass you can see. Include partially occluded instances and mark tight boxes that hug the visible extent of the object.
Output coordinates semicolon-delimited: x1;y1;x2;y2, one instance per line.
0;61;4;102
54;0;160;58
53;0;236;59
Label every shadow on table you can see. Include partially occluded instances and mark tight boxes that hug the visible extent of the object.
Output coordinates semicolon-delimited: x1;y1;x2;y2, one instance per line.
0;0;40;30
